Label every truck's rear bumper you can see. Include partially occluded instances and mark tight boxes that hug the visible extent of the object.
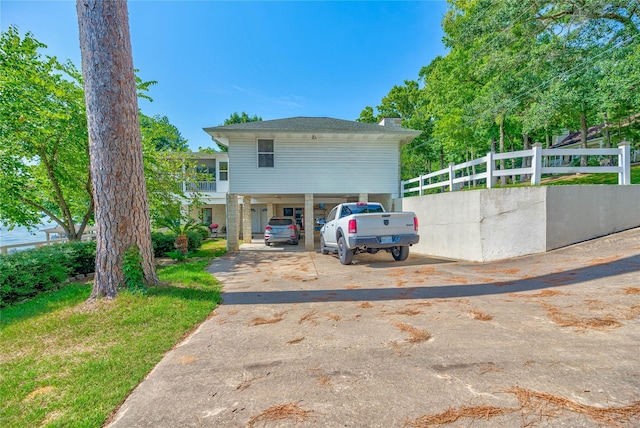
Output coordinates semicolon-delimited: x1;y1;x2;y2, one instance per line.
348;234;419;249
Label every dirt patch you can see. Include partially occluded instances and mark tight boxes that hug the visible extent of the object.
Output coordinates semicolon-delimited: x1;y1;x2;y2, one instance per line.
624;287;640;295
359;302;373;309
247;312;286;326
24;385;56;401
247;402;314;427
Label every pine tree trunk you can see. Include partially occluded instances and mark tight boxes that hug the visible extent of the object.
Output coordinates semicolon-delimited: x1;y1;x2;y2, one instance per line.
77;0;159;300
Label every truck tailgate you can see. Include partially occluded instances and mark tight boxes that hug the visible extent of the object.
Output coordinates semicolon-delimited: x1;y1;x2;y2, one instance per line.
353;213;415;237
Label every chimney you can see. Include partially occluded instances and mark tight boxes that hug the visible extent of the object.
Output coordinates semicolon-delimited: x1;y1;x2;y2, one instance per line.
378;117;402;128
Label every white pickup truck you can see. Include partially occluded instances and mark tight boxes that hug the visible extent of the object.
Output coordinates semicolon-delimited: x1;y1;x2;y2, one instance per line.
319;202;419;265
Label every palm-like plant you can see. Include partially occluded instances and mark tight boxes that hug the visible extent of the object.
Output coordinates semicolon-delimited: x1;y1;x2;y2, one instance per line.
158;217;207;256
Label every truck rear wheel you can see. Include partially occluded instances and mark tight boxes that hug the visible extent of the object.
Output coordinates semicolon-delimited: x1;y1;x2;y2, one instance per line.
338;236;353;265
391;246;409;261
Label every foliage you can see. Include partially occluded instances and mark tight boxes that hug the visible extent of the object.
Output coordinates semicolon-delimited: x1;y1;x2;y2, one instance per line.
165;250;187;262
151;228;207;258
0;26;91;240
361;2;640;177
0;258;222;427
223;111;262;125
210;111;263;151
0;241;96;308
543;165;640;186
188;238;227;259
151;231;177;257
61;240;96;275
0;27;197;235
122;245;146;294
186;230;204;253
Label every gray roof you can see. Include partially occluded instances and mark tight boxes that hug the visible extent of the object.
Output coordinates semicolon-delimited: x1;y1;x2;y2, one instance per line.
203;116;421;136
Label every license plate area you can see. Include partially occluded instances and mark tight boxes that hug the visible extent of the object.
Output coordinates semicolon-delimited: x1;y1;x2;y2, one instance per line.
380;236;393;244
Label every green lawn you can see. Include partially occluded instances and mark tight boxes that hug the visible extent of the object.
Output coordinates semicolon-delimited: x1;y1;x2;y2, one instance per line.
542;164;640;185
0;238;226;427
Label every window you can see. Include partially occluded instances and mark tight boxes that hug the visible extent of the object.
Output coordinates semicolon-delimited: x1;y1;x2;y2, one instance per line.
257;139;274;167
201;208;212;225
326;207;338;222
219;161;228;181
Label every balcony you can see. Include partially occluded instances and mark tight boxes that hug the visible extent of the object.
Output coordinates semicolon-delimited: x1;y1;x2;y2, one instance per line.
185;181;217;192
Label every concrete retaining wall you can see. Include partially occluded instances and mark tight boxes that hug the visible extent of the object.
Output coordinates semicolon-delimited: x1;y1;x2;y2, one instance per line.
395;185;640;262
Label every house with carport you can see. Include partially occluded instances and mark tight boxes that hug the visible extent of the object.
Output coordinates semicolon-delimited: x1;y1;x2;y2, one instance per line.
202;117;420;251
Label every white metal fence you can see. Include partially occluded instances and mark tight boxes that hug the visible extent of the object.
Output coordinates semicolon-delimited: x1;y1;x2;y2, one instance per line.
401;142;634;197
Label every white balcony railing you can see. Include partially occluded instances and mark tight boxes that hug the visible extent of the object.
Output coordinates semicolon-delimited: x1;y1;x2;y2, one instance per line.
185;181;216;193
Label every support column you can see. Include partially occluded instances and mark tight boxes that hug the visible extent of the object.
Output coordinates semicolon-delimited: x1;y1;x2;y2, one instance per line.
266;203;274;221
225;193;239;251
304;193;314;251
380;194;393;212
242;196;252;244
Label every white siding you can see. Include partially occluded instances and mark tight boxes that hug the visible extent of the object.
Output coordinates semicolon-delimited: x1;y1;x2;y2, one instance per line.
228;136;400;194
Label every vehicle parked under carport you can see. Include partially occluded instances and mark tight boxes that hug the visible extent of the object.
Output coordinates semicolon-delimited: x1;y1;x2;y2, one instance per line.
264;216;300;246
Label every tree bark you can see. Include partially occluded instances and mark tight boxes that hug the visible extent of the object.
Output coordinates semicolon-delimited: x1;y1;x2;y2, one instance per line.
76;0;159;300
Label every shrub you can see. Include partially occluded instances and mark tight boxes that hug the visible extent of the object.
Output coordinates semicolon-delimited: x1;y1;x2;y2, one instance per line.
0;245;70;308
65;241;96;275
186;230;203;252
0;241;98;308
151;232;176;257
122;244;145;294
150;230;205;258
195;225;210;241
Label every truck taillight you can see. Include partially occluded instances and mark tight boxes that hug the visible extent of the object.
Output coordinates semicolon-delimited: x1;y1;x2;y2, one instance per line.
413;216;418;232
287;225;296;230
265;226;272;231
348;218;357;234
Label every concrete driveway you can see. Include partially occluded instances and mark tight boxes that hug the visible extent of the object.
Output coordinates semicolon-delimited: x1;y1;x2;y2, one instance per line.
108;229;640;427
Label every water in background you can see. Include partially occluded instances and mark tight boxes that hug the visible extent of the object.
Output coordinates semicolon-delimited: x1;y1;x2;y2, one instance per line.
0;222;57;251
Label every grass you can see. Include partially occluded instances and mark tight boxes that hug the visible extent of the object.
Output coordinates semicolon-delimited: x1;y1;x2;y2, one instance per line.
542;164;640;185
0;239;226;427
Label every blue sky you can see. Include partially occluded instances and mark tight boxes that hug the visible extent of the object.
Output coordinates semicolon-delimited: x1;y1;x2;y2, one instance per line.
2;1;448;150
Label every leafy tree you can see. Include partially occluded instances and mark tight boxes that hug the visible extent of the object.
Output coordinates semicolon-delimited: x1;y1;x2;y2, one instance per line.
0;27;91;240
0;26;194;241
139;114;187;151
224;111;262;125
211;111;263;152
157;217;208;256
77;0;159;298
369;0;640;179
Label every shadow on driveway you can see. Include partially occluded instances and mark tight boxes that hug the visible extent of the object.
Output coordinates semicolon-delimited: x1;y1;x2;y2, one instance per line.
222;254;640;305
